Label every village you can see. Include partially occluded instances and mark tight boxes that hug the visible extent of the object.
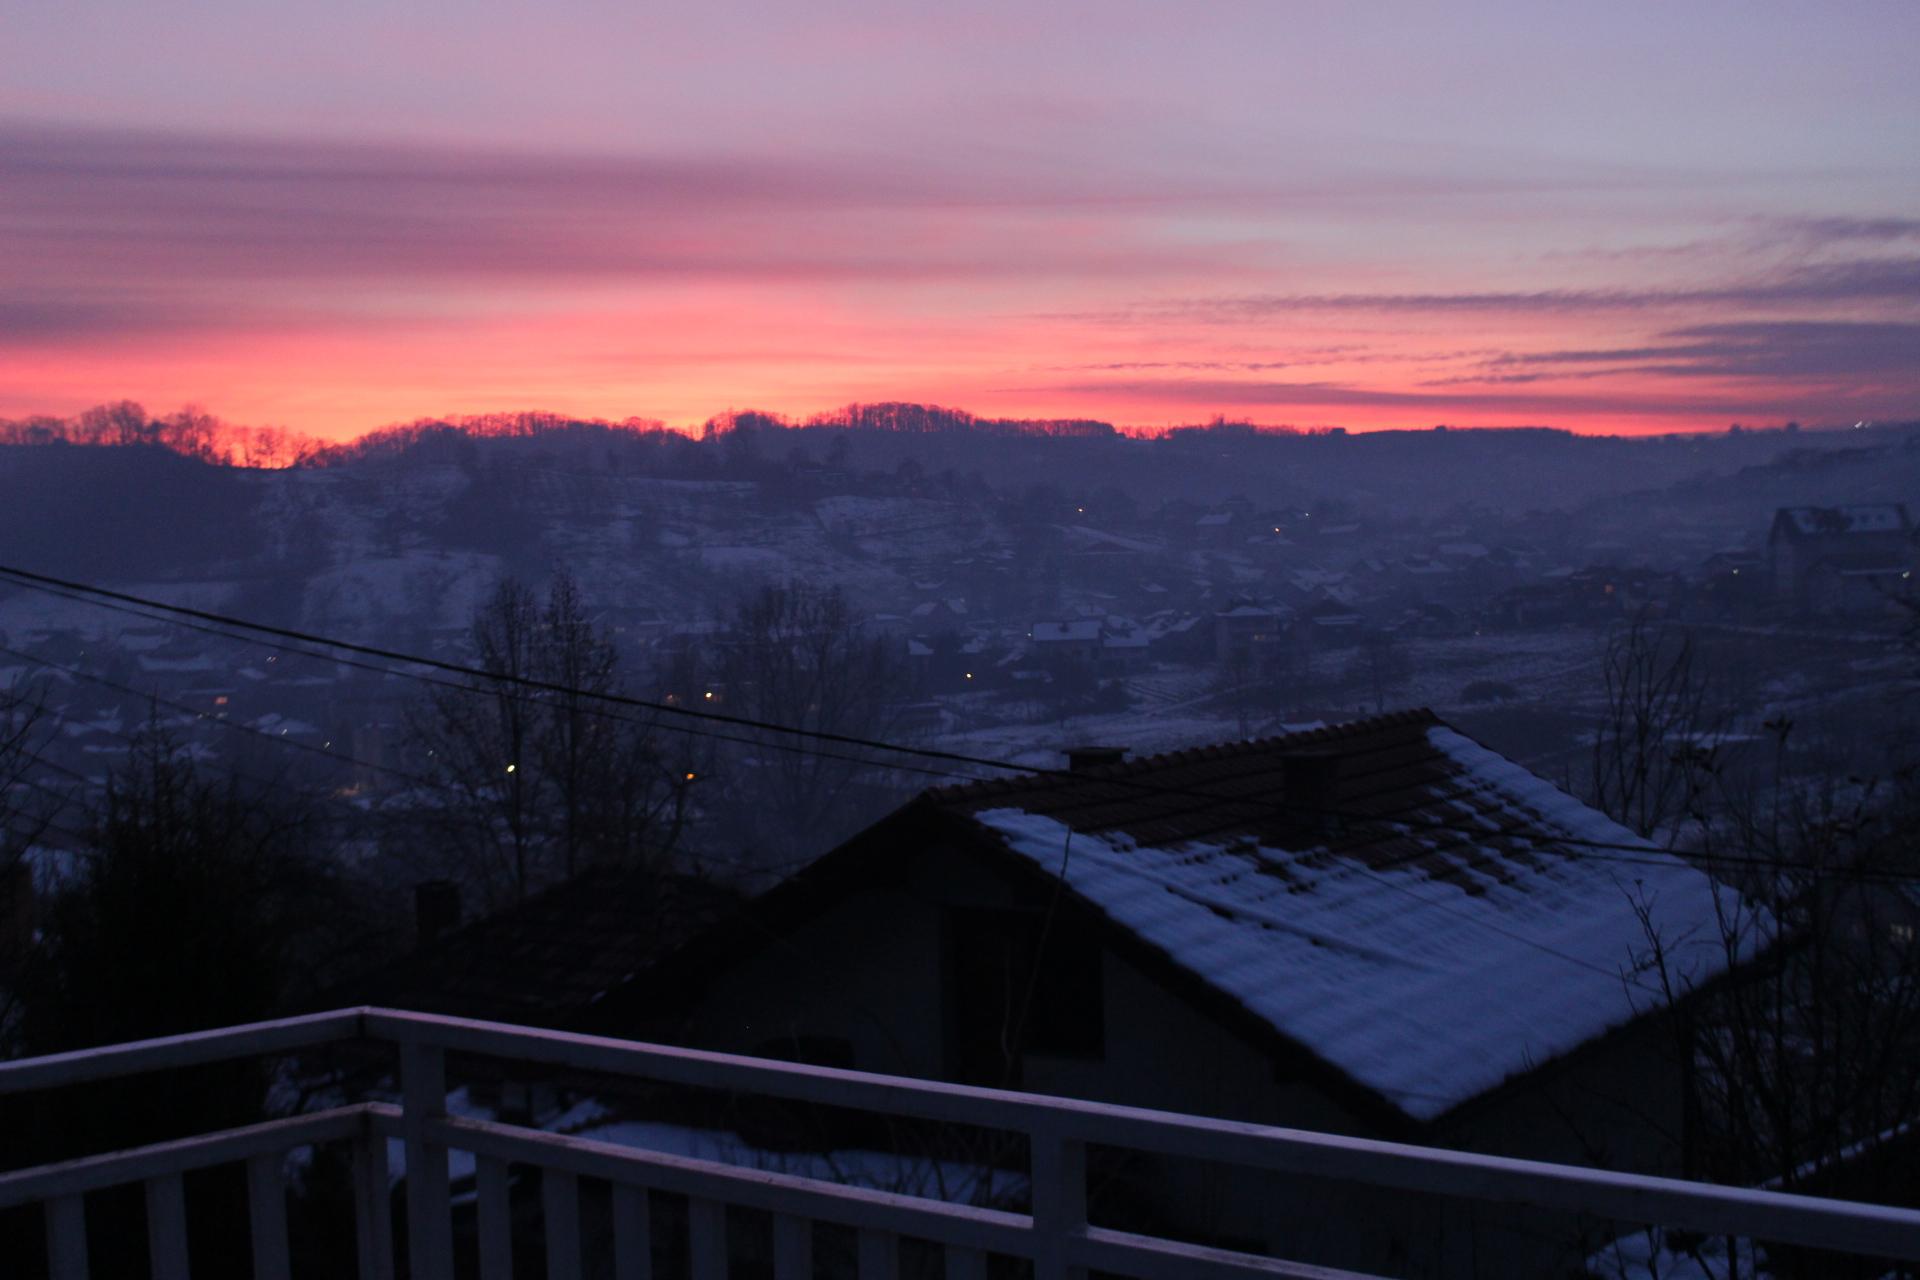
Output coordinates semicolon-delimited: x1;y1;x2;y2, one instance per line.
3;420;1920;1277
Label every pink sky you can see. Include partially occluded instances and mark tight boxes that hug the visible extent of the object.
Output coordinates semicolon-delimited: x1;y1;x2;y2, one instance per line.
2;3;1916;439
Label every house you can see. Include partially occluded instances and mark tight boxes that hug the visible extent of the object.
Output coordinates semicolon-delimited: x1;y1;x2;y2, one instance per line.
1029;618;1103;670
1212;600;1297;677
595;711;1757;1277
1769;505;1913;615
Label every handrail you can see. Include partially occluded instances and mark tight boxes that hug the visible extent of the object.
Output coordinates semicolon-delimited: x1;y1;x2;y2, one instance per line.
0;1008;366;1094
5;1006;1920;1270
0;1105;372;1209
365;1007;1920;1261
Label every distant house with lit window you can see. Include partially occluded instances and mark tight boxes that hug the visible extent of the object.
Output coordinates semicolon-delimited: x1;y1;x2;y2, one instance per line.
595;711;1762;1277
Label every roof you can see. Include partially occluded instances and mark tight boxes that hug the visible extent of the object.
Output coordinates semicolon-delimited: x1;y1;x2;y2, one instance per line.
1773;505;1911;539
1806;552;1910;577
925;711;1753;1121
1032;620;1102;643
328;866;743;1026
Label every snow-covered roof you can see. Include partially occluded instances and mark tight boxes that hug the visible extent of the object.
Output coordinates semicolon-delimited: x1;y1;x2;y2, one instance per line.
1775;504;1910;537
937;712;1756;1122
1032;620;1103;643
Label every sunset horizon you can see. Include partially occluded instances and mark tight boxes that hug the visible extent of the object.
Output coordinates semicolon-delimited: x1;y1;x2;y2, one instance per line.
5;2;1915;441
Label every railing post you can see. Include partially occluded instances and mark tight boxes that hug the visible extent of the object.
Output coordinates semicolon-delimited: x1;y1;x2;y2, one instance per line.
476;1156;513;1280
1030;1129;1088;1280
352;1121;397;1280
856;1228;900;1280
771;1213;811;1280
45;1193;88;1280
543;1168;581;1280
401;1042;455;1280
611;1184;652;1280
688;1197;727;1280
146;1173;191;1280
247;1152;293;1280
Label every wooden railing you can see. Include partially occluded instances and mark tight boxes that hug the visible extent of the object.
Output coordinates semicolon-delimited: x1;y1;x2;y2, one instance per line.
4;1006;1920;1278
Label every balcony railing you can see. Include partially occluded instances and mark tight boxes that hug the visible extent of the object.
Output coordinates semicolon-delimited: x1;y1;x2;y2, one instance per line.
4;1006;1920;1278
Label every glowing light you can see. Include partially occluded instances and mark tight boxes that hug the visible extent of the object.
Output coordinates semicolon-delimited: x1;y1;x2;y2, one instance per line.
684;771;697;781
506;763;517;773
703;691;715;700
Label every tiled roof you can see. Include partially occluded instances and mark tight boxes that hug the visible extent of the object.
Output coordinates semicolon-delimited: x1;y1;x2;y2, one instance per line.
927;712;1754;1120
929;710;1479;867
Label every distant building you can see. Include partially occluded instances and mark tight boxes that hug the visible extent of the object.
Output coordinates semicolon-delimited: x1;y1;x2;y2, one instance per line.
1768;504;1913;616
1212;600;1296;675
1029;618;1103;669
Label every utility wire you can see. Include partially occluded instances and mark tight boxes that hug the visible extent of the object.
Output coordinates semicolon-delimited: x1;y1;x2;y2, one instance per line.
1;564;1912;888
0;575;999;790
0;564;1878;993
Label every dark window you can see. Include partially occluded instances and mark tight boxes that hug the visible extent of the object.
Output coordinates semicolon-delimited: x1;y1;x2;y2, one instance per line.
945;907;1103;1085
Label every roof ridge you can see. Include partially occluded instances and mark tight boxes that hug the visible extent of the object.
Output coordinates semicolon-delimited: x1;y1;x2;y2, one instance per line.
920;708;1443;805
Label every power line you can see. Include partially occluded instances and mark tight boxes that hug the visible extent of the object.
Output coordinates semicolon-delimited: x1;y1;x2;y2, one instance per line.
0;564;1890;997
0;564;1024;778
0;574;998;790
1;563;1912;890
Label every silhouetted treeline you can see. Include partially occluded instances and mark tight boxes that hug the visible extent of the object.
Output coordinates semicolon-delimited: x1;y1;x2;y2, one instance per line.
0;400;321;467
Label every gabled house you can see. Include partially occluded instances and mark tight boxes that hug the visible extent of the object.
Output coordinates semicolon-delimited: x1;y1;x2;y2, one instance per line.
1029;618;1103;670
594;711;1757;1276
1769;504;1913;616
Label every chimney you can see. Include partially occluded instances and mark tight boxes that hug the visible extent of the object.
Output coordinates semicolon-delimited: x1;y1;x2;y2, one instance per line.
414;880;461;948
1278;750;1346;838
1065;745;1128;773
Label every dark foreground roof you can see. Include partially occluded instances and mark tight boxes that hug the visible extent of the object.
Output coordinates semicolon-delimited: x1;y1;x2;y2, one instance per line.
329;865;742;1027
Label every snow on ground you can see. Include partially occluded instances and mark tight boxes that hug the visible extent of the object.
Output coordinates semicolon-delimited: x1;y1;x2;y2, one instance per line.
379;1090;1023;1209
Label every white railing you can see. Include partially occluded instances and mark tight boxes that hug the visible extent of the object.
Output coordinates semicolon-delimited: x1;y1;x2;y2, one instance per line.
3;1006;1920;1278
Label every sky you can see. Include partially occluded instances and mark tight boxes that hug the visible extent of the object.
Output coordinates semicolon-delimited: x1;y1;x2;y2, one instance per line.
2;1;1917;439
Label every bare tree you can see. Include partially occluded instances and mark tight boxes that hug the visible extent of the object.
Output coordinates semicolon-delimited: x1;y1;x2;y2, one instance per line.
1350;627;1411;715
0;682;59;1049
701;583;914;872
408;571;689;905
1621;721;1920;1278
1588;613;1721;840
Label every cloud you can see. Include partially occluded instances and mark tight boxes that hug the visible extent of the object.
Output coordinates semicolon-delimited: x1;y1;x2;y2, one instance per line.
1462;321;1920;383
1770;216;1920;246
1035;353;1916;418
1078;259;1920;324
0;118;1244;314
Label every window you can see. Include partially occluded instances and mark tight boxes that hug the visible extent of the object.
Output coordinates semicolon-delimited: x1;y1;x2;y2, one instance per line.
945;907;1103;1085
